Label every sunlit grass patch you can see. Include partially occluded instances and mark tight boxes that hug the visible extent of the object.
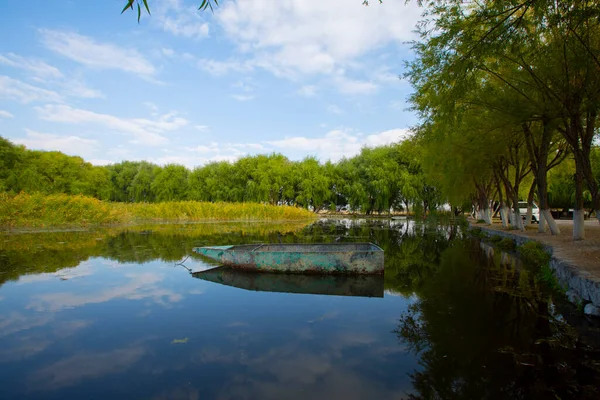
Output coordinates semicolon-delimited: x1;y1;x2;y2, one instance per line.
0;193;316;229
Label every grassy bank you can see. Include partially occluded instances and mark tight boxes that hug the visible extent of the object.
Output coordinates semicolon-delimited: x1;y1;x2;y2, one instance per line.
0;193;316;229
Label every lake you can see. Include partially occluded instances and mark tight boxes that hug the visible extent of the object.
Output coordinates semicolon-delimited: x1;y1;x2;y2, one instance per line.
1;219;599;399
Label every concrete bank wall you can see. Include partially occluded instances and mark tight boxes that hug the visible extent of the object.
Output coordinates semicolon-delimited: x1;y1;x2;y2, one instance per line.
472;225;600;316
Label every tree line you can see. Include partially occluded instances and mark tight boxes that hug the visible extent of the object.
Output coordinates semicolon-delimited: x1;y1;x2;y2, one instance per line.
406;0;600;239
0;135;440;215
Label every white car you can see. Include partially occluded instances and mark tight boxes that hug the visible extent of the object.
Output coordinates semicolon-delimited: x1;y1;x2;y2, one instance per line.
518;201;540;224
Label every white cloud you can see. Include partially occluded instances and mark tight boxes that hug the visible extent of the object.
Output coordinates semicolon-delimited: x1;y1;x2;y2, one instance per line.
231;94;254;102
62;80;104;99
109;128;410;168
327;104;343;114
215;0;420;80
40;30;156;76
152;154;239;169
333;75;378;95
374;67;401;84
88;159;112;166
0;52;103;99
0;110;14;119
0;53;63;79
196;58;251;76
364;128;412;146
161;47;175;57
267;128;410;162
153;0;210;39
35;104;188;146
0;76;62;103
297;85;317;97
14;129;99;158
389;100;404;111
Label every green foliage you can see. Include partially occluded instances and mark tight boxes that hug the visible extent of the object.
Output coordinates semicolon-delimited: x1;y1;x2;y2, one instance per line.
0;136;442;216
535;264;563;293
467;227;487;239
517;241;551;267
489;235;503;244
496;238;516;251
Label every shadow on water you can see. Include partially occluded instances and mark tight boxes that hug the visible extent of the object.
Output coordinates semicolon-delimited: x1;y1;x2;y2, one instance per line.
0;218;599;399
193;267;384;298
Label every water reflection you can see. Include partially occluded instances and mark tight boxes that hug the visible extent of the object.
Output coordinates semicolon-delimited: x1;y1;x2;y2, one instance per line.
193;267;384;298
396;239;600;399
0;219;598;399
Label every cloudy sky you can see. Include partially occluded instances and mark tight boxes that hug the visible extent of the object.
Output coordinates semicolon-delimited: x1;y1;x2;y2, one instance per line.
0;0;422;167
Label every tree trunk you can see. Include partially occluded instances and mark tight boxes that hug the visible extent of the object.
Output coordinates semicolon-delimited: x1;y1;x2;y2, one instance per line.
573;157;586;240
524;180;536;226
495;175;509;228
522;121;561;234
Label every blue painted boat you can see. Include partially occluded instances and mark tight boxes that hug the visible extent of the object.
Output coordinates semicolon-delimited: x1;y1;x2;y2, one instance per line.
193;243;384;275
192;267;384;297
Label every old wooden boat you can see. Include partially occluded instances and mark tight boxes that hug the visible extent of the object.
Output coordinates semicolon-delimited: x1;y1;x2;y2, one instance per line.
193;243;384;275
193;267;384;298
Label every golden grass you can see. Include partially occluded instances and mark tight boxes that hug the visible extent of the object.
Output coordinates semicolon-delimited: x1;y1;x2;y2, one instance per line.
0;193;316;229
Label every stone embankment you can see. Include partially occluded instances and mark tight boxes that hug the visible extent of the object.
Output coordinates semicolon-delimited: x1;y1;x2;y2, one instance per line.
471;221;600;317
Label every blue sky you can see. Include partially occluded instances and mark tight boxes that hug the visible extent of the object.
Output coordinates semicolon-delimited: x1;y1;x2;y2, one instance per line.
0;0;421;168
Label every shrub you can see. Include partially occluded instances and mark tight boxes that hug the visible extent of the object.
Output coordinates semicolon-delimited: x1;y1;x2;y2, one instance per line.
496;237;516;251
518;241;551;267
468;227;487;239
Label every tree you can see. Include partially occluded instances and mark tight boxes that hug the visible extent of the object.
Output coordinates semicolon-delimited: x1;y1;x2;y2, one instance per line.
407;0;600;239
151;164;189;201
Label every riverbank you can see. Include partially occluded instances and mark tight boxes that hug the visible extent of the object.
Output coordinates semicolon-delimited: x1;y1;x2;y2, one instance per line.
0;193;317;230
470;220;600;316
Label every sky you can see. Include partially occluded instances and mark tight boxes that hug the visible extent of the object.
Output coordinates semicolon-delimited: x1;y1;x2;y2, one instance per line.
0;0;423;168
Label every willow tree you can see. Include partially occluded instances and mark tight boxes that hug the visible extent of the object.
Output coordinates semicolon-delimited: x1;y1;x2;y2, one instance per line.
408;0;600;239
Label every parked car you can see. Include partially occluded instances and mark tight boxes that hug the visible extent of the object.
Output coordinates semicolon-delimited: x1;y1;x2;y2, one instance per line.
518;201;540;224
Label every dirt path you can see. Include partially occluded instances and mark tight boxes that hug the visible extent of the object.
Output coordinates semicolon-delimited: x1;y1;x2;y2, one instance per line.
478;219;600;282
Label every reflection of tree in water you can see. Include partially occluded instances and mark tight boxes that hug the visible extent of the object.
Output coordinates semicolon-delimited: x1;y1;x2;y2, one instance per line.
0;222;311;287
0;218;453;290
396;240;600;399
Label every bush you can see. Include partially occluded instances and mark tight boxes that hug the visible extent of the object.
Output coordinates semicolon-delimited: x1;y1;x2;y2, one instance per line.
489;235;503;244
518;241;551;267
468;227;487;239
496;237;516;251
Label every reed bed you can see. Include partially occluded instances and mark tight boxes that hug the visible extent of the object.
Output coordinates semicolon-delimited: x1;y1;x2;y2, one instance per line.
0;193;316;229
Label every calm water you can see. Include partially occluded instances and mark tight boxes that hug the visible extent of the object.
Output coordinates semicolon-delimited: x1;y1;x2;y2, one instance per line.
1;219;598;399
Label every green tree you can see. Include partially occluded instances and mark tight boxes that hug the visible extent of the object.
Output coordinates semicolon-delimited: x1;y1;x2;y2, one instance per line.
151;164;189;201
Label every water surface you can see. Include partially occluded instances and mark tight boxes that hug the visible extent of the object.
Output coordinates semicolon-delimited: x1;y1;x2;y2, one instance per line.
0;219;598;399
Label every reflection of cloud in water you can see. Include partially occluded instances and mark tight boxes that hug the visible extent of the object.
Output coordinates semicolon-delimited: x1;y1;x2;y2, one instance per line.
226;321;249;328
28;272;182;312
307;311;339;324
0;335;52;363
181;327;411;399
28;346;145;390
222;345;409;400
150;387;200;400
16;262;96;285
0;312;53;338
0;319;91;363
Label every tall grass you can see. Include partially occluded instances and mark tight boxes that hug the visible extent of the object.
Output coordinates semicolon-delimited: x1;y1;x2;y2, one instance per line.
0;193;316;229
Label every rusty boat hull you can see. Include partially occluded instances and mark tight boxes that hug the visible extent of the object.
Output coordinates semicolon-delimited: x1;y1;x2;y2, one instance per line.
193;267;384;297
192;243;384;275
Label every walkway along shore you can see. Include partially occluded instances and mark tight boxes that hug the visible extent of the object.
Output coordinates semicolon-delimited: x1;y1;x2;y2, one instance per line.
469;221;600;317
